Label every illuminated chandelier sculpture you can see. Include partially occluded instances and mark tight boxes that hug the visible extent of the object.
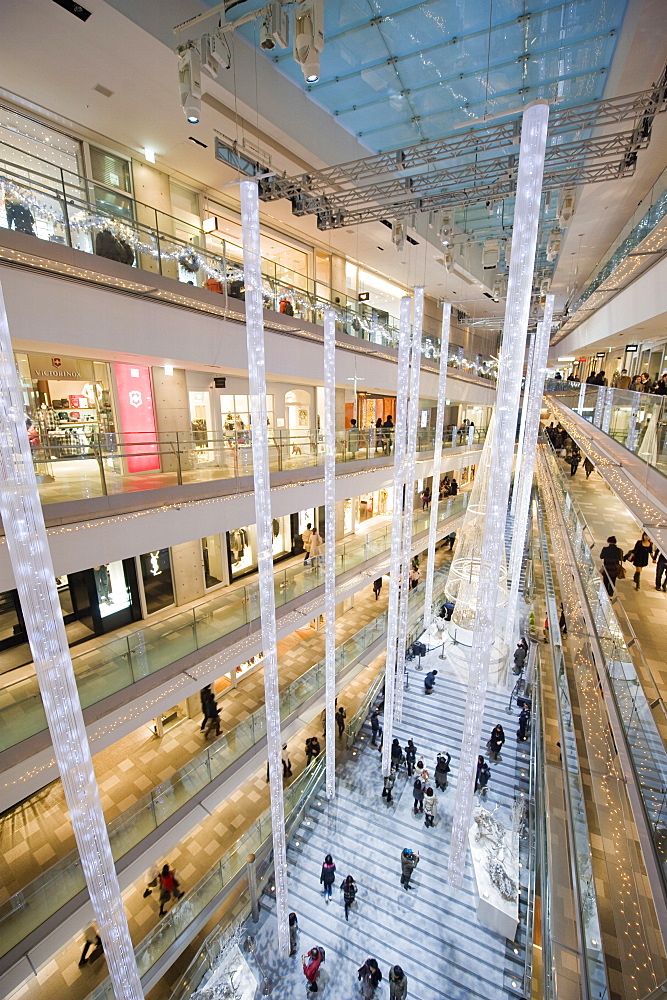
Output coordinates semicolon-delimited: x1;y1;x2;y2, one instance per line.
443;414;508;643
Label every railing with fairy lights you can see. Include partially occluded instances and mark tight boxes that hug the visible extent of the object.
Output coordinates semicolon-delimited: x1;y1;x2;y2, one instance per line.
0;144;497;380
0;527;461;956
540;440;667;904
535;495;609;1000
544;383;667;479
23;422;488;506
0;493;467;756
82;574;445;1000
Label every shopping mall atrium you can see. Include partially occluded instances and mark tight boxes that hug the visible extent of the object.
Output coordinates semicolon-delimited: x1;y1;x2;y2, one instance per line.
0;1;666;999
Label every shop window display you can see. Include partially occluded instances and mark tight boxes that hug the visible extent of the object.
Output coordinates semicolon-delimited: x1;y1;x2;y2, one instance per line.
94;561;132;619
228;515;291;579
202;534;225;589
139;549;174;614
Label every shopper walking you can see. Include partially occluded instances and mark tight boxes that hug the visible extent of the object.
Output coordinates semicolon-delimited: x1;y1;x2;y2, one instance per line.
513;643;527;674
308;528;323;568
301;522;313;564
372;577;383;600
390;737;403;770
370;708;381;746
475;755;490;795
412;777;424;814
404;739;417;776
289;912;299;957
146;863;184;917
449;477;459;495
517;707;530;741
654;549;667;591
421;487;431;510
382;767;397;804
424;669;437;694
340;874;357;921
400;847;419;888
434;751;451;790
626;532;653;590
383;415;394;454
302;947;324;993
78;924;103;967
335;706;347;737
423;787;438;827
388;965;408;1000
202;692;221;739
409;566;420;589
584;457;594;478
320;854;336;902
569;447;580;476
358;958;382;998
199;684;213;731
487;724;505;761
599;535;624;595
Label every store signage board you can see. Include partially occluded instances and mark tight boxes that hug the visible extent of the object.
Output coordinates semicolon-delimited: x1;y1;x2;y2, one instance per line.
27;353;96;380
625;344;638;353
114;363;160;473
358;292;370;301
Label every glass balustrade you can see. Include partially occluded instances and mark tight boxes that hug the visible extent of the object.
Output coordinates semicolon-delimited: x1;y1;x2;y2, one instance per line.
540;442;667;901
0;562;449;961
0;147;498;381
27;424;487;506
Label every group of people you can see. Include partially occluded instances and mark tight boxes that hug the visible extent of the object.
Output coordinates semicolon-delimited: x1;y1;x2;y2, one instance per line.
579;367;667;394
295;857;408;996
600;532;666;594
545;423;592;478
439;475;459;498
301;522;324;568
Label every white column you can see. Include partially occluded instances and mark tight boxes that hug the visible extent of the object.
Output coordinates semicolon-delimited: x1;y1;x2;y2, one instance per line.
577;380;586;414
510;326;536;518
505;294;555;643
394;287;425;723
423;303;451;628
240;180;289;956
381;295;412;776
323;309;336;799
0;280;144;1000
447;102;549;885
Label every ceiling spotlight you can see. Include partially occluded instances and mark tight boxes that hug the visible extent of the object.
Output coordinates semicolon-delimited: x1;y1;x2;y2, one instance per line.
201;29;230;78
482;239;499;269
293;0;324;83
392;219;406;252
439;215;453;245
261;1;289;50
442;252;453;273
178;43;201;123
546;228;562;262
558;187;576;226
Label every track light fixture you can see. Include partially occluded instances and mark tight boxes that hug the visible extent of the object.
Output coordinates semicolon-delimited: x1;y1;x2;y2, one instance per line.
178;43;201;123
261;1;289;49
439;215;453;245
293;0;324;83
392;219;406;251
482;238;499;269
546;228;562;262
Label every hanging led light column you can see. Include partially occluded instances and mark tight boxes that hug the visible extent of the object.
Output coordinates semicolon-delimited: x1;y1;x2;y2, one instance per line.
447;102;549;886
381;295;412;777
240;180;289;956
394;287;425;723
0;280;143;1000
505;294;555;644
323;309;337;800
510;325;536;519
423;303;451;628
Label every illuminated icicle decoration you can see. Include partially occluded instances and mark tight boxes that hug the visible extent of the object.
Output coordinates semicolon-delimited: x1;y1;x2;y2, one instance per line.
394;287;425;723
447;103;549;885
381;295;413;776
0;279;144;1000
510;325;536;519
505;295;555;644
240;180;289;955
323;309;336;799
423;302;451;628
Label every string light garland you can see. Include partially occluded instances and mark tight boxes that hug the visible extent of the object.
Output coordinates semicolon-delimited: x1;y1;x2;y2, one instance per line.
323;308;337;799
505;294;555;644
381;295;412;777
510;325;536;520
448;102;549;885
240;180;289;957
423;303;451;628
0;278;144;999
394;287;425;723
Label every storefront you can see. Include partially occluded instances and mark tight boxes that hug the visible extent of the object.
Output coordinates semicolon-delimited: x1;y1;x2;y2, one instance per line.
342;489;393;534
139;548;174;614
227;513;293;580
16;351;116;452
352;392;396;431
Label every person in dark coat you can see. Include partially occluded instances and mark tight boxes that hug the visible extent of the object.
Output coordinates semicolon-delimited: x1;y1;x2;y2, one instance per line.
584;457;594;478
382;767;397;803
475;755;490;794
358;958;382;998
569;448;580;476
448;478;459;495
390;738;403;769
513;644;527;674
599;535;624;595
412;778;424;814
654;549;667;592
424;669;437;694
340;875;357;921
370;708;381;746
199;684;213;731
335;706;347;737
487;724;505;761
517;707;530;741
400;847;419;888
626;532;653;590
372;577;383;600
389;965;408;999
320;854;336;901
404;739;417;776
202;693;221;738
434;752;451;790
289;912;299;956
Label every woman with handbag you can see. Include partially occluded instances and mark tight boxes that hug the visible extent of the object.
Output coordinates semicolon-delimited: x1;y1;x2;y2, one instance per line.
626;532;653;590
599;536;624;595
